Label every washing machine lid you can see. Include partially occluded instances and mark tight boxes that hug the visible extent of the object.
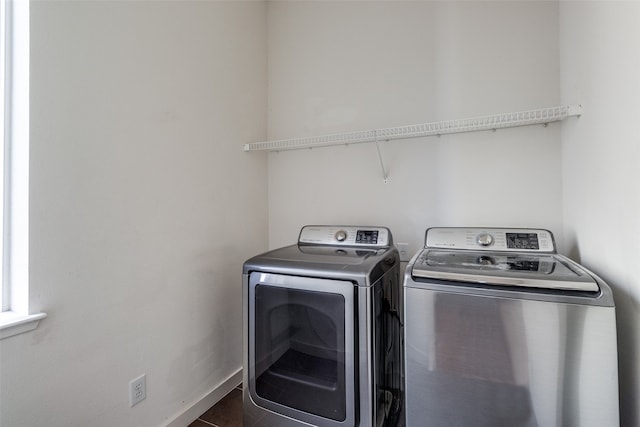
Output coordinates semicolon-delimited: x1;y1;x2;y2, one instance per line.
412;249;599;292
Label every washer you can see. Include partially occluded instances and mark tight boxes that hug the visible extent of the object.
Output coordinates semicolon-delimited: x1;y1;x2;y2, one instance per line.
403;227;619;427
243;225;403;427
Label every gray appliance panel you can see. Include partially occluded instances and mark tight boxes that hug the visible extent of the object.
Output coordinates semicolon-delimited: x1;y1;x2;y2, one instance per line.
412;250;599;292
404;285;619;427
299;225;392;248
425;227;555;253
243;236;402;427
243;244;398;287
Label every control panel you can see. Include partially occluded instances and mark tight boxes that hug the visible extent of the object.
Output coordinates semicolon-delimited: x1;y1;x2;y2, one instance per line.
298;225;391;247
425;227;555;253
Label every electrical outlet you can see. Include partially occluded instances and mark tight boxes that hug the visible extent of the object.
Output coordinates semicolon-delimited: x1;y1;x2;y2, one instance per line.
397;243;410;262
129;374;146;407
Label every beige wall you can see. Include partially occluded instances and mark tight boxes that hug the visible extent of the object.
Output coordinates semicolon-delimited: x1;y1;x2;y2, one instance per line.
267;1;563;254
0;1;267;426
560;2;640;425
267;2;638;426
1;1;638;426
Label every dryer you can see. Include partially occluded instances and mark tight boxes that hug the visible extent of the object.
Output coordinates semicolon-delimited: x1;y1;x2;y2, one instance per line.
243;225;403;427
403;227;619;427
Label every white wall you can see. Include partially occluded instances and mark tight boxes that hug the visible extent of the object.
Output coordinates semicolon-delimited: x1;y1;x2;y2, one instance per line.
268;1;563;254
560;2;640;426
0;1;267;426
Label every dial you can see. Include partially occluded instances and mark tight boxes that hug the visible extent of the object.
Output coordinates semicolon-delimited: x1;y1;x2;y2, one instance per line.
335;230;347;242
476;233;494;247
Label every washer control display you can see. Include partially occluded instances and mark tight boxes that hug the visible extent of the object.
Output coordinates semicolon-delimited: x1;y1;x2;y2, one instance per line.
425;227;555;253
506;233;539;250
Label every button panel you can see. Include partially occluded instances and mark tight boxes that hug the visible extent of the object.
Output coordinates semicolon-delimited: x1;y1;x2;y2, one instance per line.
299;226;390;247
425;227;555;253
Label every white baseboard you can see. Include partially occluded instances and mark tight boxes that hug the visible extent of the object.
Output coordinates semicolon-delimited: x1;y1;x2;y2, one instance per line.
164;368;243;427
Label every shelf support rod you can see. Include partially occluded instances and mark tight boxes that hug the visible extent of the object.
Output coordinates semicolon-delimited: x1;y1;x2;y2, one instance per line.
373;131;389;183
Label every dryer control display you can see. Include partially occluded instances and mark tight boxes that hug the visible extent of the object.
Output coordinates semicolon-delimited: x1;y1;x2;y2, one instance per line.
299;226;390;247
356;230;378;244
507;233;539;250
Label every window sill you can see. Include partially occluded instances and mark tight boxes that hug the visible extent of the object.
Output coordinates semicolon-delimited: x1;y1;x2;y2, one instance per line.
0;311;47;339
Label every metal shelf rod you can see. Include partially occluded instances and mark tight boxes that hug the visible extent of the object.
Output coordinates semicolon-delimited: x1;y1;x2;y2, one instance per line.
243;105;582;152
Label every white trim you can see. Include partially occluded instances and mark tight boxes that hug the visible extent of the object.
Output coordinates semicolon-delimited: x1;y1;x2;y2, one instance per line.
1;0;8;310
2;0;33;328
0;311;46;339
163;368;242;427
7;0;29;314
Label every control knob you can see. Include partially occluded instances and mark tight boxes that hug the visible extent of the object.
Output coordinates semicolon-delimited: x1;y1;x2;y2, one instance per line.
476;233;494;247
335;230;347;242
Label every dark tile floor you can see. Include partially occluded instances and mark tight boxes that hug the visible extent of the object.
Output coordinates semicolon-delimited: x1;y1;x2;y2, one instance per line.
189;385;242;427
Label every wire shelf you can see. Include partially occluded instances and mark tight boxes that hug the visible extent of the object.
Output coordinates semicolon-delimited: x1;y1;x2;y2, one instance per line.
244;105;582;152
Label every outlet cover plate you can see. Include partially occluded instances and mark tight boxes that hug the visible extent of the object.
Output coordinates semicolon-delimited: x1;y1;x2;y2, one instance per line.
130;374;146;407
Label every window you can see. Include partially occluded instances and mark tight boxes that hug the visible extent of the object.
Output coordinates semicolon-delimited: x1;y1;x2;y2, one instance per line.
0;0;6;311
0;0;45;339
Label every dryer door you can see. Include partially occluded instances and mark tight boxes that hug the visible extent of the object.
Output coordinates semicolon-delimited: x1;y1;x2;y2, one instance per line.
248;272;356;427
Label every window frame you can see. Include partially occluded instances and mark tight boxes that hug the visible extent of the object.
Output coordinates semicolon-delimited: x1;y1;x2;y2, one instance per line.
0;0;46;339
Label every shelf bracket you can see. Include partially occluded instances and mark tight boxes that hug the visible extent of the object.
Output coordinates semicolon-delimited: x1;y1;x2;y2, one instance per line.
374;131;389;183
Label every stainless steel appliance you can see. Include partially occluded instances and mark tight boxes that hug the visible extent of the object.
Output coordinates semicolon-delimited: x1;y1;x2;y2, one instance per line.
403;227;619;427
243;225;403;427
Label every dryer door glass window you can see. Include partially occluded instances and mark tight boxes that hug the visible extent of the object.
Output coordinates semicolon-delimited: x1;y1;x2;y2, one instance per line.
255;285;346;420
248;273;355;426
